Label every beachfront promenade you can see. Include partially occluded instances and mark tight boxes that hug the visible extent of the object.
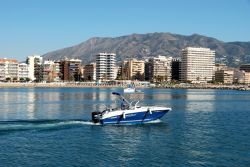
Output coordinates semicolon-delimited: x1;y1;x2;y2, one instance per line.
0;82;249;90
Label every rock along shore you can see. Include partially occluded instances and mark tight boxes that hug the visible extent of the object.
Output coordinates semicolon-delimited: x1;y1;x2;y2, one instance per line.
0;82;249;91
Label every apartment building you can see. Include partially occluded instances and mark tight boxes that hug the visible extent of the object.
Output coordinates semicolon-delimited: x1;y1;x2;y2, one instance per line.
145;55;172;82
26;55;43;81
96;53;116;81
122;58;145;80
215;69;234;84
171;58;181;81
180;47;215;83
84;63;96;81
0;58;19;81
18;63;29;80
60;58;82;81
240;64;250;72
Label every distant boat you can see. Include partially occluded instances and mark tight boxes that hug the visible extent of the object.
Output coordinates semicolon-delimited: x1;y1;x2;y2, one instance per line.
91;92;171;125
123;84;135;93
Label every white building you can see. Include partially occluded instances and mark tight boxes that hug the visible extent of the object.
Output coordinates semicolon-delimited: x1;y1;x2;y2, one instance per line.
180;47;215;83
0;58;19;81
18;63;29;80
26;55;43;81
96;53;116;81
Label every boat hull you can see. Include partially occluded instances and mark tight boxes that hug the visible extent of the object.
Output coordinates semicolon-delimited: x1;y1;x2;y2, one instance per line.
100;109;170;125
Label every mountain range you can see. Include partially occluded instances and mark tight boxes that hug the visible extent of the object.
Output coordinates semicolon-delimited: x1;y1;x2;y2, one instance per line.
42;32;250;67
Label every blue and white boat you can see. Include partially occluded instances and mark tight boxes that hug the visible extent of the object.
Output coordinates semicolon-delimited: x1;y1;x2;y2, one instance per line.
92;92;171;125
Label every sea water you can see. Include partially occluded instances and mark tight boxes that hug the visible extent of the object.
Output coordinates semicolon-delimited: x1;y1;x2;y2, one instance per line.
0;88;249;167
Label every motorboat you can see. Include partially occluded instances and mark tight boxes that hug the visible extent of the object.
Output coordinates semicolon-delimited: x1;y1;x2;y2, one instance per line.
92;92;171;125
123;84;136;93
123;87;135;93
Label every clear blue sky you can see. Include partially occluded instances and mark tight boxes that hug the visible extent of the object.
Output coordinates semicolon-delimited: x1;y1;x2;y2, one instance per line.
0;0;250;61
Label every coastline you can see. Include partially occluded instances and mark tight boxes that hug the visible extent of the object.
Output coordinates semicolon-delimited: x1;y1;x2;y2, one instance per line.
0;82;249;91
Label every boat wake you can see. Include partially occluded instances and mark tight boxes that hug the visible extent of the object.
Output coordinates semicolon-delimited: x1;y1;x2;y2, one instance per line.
0;119;164;134
0;119;100;133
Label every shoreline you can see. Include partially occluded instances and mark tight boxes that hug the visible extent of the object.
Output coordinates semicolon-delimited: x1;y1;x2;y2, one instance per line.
0;82;249;91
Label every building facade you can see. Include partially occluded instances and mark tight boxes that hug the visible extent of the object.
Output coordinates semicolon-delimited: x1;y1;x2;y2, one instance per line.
84;63;96;81
240;64;250;72
96;53;116;81
60;58;82;81
215;69;234;84
0;58;19;81
180;47;215;83
145;55;172;82
26;55;43;81
122;58;145;80
171;58;180;81
18;63;29;80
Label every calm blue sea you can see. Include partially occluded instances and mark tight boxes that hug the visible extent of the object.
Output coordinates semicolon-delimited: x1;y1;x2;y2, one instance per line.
0;88;249;167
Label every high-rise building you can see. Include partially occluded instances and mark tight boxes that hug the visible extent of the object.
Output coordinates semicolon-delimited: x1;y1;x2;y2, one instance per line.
122;58;145;80
180;47;215;83
26;55;43;81
96;53;116;81
145;55;172;82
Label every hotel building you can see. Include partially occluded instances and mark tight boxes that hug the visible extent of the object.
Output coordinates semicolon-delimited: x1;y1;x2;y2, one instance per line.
180;47;215;83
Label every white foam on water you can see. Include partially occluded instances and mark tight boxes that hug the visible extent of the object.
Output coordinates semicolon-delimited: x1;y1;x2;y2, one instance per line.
0;120;101;132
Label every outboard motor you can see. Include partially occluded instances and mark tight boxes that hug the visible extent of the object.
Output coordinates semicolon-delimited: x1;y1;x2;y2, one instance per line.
92;112;101;123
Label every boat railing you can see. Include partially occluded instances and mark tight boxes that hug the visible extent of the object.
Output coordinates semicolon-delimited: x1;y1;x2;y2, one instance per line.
129;100;140;109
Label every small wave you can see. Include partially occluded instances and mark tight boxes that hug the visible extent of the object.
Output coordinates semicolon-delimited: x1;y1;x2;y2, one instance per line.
0;119;100;133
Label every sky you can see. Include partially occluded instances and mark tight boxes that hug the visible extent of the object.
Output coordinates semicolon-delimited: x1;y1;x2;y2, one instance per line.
0;0;250;61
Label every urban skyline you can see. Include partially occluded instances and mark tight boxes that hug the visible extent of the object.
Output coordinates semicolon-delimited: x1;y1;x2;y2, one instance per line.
1;47;250;84
0;0;250;61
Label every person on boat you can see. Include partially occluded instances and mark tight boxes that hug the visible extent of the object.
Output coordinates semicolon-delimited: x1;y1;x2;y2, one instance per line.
121;99;126;110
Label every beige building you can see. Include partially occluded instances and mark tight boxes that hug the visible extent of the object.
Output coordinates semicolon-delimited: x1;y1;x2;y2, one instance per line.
215;63;227;71
145;55;172;82
122;58;145;80
43;60;60;82
215;69;234;84
180;47;215;83
234;70;250;84
244;72;250;84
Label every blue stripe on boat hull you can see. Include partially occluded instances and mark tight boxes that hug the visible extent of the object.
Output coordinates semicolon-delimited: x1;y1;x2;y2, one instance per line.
100;110;169;125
